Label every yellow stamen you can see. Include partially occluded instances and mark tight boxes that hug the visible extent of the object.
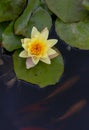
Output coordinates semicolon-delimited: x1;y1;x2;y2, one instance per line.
29;42;45;56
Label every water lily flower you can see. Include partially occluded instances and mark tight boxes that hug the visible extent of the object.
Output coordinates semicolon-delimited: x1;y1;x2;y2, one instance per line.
19;27;59;69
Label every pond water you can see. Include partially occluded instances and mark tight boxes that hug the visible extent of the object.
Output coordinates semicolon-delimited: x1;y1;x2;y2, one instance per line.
0;25;89;130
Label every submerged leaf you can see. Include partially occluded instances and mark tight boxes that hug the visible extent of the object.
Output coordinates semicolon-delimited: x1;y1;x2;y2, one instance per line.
59;100;87;120
13;49;64;87
46;76;80;99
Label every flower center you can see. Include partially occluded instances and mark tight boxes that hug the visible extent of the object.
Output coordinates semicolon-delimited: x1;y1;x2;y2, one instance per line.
29;42;45;56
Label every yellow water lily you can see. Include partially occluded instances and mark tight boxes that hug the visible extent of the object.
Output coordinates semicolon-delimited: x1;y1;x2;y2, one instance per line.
19;27;59;69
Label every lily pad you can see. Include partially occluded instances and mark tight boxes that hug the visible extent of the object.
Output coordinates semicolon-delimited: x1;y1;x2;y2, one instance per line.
0;22;9;42
14;0;40;36
14;2;52;38
55;18;89;49
21;7;52;37
0;0;26;22
40;0;52;15
2;22;22;51
46;0;88;22
13;49;64;88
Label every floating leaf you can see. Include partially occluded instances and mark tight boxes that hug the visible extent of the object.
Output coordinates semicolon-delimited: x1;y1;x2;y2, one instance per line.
13;49;64;87
55;18;89;49
46;0;88;22
20;7;52;37
0;0;26;22
40;0;52;15
14;0;40;35
0;22;9;42
2;22;22;51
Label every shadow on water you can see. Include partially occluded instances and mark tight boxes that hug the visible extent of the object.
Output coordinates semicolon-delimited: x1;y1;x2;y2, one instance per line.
0;24;89;130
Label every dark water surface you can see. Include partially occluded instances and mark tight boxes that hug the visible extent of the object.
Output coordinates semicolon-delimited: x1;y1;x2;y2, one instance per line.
0;25;89;130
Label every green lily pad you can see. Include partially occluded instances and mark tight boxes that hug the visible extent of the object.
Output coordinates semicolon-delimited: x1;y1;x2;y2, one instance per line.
14;0;40;36
40;0;52;15
21;7;52;37
0;0;26;22
14;1;52;38
55;18;89;49
13;49;64;88
46;0;88;22
0;22;9;42
2;22;22;51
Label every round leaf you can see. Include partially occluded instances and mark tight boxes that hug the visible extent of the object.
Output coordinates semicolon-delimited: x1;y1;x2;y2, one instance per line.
55;18;89;49
2;22;22;51
0;22;9;42
21;7;52;37
46;0;88;22
14;4;52;37
14;0;40;35
13;49;64;88
0;0;26;22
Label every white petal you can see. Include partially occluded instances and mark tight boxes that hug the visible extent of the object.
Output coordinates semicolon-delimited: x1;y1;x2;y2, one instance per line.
31;27;40;38
26;58;35;69
49;48;59;59
42;53;48;58
41;56;51;64
32;56;40;65
49;53;59;59
47;39;58;47
19;50;29;58
21;39;24;44
48;48;57;55
41;27;49;40
21;38;31;50
21;38;31;44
